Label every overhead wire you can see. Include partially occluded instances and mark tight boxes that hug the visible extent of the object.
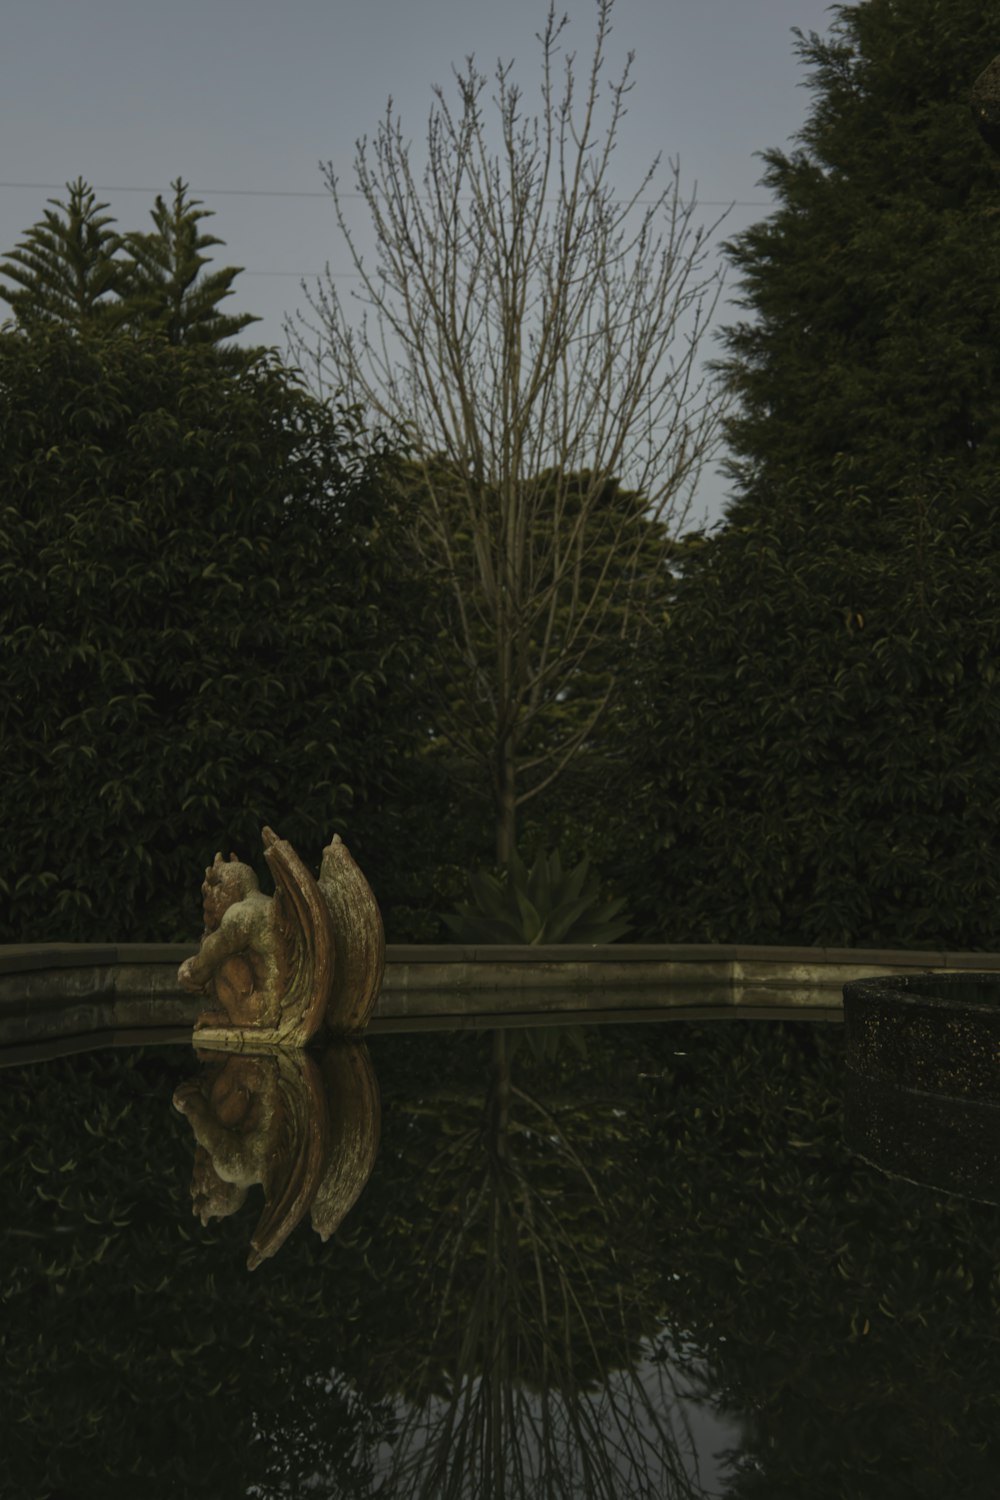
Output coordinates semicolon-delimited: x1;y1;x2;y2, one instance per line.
0;180;772;278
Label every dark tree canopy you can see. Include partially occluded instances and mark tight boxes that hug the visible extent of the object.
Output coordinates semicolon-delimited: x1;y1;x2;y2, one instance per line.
715;0;1000;506
392;456;673;850
615;1;1000;950
629;464;1000;949
0;326;431;943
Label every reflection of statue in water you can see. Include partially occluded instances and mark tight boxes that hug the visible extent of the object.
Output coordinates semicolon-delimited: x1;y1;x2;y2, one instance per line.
173;1041;380;1269
972;54;1000;153
177;827;384;1045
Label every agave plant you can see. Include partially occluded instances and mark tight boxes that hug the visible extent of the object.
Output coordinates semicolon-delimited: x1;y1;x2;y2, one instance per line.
442;848;631;944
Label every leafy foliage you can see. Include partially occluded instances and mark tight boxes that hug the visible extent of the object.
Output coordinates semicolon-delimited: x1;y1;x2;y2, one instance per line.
715;0;1000;504
391;454;675;871
0;326;433;942
443;847;631;944
627;465;1000;948
614;1;1000;948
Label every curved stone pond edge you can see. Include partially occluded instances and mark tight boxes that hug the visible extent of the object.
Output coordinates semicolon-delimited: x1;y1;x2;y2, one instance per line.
3;942;999;1057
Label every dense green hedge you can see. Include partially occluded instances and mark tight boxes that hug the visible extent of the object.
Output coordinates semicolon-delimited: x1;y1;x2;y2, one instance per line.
628;466;1000;948
0;328;437;942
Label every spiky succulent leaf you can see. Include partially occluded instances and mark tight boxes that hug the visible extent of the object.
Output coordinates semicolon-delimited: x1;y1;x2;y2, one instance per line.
514;886;544;943
440;906;523;943
469;868;507;920
527;850;553;917
543;893;605;944
443;848;631;944
559;855;592;909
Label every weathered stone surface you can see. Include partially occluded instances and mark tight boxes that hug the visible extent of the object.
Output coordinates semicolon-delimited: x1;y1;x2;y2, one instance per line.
972;54;1000;152
6;943;1000;1052
177;826;384;1045
318;834;385;1031
844;1068;1000;1206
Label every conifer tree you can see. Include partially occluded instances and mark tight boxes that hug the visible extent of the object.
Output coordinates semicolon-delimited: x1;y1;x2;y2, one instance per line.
119;178;259;346
715;0;1000;507
622;2;1000;950
0;178;260;351
0;178;123;332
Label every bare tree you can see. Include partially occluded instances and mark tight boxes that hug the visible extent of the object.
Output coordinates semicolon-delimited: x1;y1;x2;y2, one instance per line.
289;0;728;865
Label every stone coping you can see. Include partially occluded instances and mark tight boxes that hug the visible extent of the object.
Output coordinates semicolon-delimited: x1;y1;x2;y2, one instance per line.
1;940;998;1048
2;940;993;1062
3;940;999;975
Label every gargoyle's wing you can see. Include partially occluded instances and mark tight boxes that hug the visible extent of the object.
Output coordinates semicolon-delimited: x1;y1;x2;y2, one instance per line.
310;1040;381;1242
261;825;334;1045
248;1050;329;1270
317;834;385;1031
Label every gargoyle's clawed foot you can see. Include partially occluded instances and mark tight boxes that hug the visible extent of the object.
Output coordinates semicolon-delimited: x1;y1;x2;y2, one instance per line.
172;1081;204;1116
194;1010;231;1032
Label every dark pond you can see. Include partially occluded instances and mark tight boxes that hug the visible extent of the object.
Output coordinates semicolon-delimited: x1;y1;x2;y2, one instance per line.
2;1017;999;1499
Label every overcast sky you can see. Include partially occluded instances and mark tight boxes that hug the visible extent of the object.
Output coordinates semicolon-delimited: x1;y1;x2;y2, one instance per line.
2;0;839;527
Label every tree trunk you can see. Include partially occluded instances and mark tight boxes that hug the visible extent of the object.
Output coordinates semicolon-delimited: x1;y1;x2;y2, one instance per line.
489;1028;511;1163
494;736;517;867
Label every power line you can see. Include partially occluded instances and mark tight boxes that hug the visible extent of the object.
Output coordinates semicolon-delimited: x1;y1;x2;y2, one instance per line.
0;179;769;281
245;270;361;279
0;181;328;198
0;180;771;208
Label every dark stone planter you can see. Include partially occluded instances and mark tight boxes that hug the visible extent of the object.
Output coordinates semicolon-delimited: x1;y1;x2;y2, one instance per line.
843;973;1000;1204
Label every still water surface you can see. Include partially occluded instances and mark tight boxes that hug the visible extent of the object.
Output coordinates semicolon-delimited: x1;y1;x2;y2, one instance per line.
2;1018;998;1499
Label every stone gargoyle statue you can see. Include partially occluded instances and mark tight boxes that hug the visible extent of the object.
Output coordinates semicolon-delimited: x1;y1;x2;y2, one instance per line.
172;1041;381;1269
177;827;384;1046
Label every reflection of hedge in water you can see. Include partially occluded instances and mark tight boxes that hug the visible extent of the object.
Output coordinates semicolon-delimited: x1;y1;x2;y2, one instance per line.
638;1021;1000;1497
8;1027;999;1497
0;1048;389;1500
0;329;441;948
0;1035;693;1500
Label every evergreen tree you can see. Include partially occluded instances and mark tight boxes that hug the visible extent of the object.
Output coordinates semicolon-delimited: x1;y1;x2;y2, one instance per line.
119;178;260;347
0;178;123;332
627;463;1000;949
716;0;1000;506
619;3;1000;948
0;178;260;350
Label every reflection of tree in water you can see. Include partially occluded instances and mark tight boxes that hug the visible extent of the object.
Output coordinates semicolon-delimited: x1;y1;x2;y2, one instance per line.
1;1034;709;1500
351;1026;705;1500
635;1021;1000;1499
22;1022;1000;1496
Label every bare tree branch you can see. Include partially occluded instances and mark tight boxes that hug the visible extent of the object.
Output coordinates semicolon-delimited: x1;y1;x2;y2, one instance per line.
288;0;729;863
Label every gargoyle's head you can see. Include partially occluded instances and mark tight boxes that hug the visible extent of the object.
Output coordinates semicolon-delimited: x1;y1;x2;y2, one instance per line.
190;1146;248;1223
972;54;1000;154
201;851;260;932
